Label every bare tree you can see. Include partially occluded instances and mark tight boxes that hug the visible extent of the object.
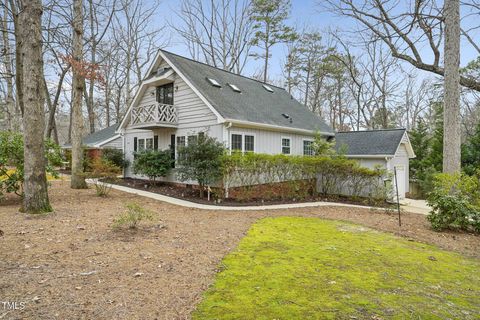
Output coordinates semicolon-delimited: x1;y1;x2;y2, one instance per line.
0;4;19;131
398;76;432;130
8;0;24;118
173;0;254;74
282;40;301;94
71;0;88;189
83;0;117;133
443;0;461;173
19;0;52;213
112;0;168;106
324;0;480;92
42;2;72;143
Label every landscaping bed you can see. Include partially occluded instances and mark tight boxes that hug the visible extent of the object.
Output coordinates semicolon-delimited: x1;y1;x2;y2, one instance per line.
1;181;479;319
111;177;392;208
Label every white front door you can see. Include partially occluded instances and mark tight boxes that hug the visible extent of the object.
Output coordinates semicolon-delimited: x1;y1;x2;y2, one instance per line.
394;166;406;200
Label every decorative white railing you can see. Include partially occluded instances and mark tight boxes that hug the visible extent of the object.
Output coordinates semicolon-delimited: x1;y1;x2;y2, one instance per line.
131;103;178;126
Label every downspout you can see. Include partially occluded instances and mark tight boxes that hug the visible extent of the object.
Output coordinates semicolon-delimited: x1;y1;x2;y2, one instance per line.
121;130;126;178
224;122;233;198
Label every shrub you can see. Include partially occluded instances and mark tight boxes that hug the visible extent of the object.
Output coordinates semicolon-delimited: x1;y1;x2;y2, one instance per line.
427;173;480;233
132;149;173;184
221;153;387;201
113;202;155;229
176;134;225;197
0;131;62;198
87;158;121;197
312;133;336;156
102;148;129;169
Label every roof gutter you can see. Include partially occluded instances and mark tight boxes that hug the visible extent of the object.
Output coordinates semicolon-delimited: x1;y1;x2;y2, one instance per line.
223;118;334;136
345;154;394;159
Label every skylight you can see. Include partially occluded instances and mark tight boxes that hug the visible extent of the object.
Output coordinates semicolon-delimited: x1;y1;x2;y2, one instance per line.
262;84;274;93
228;83;241;93
207;78;221;88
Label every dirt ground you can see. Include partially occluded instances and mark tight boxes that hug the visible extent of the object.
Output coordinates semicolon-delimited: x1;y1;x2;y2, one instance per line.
114;178;390;208
0;181;478;320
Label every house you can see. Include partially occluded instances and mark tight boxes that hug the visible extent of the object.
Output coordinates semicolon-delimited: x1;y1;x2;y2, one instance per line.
117;49;414;199
63;123;122;159
117;50;334;181
335;129;415;199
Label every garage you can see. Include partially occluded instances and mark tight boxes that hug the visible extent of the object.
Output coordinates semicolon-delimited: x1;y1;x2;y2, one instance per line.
335;128;416;200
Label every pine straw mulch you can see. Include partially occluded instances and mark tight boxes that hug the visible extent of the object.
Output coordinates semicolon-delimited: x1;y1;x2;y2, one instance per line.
0;180;478;320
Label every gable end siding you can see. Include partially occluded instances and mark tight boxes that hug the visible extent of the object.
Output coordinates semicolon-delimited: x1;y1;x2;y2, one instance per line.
100;136;122;149
132;73;218;130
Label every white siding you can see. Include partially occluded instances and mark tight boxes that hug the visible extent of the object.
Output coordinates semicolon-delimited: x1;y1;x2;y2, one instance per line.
123;56;222;183
388;143;410;198
123;124;224;182
356;158;387;170
124;129;153;179
100;136;122;149
227;126;315;155
174;74;218;129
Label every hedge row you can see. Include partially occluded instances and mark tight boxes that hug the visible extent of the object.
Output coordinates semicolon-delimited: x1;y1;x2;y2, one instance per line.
221;153;389;200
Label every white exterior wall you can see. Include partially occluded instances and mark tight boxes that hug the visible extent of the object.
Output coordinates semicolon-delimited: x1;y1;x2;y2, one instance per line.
123;57;223;183
388;144;410;194
227;126;315;155
99;136;122;149
356;158;387;170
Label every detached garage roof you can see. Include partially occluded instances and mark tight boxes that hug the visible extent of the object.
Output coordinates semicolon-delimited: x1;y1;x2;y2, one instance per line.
335;128;415;158
63;123;120;149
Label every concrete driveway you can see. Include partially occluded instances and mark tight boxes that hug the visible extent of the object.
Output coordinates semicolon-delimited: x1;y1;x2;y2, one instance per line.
402;199;431;215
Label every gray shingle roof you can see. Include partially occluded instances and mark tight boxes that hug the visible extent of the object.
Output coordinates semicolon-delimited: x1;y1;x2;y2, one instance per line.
63;123;119;148
161;50;333;134
335;129;406;156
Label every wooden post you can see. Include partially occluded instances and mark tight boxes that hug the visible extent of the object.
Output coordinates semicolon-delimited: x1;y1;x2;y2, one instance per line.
394;167;401;227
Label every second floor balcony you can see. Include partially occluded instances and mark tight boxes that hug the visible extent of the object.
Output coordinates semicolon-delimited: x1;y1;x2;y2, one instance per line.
130;103;178;129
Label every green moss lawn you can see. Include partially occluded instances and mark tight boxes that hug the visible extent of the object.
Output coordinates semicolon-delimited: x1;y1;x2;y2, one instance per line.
193;217;480;320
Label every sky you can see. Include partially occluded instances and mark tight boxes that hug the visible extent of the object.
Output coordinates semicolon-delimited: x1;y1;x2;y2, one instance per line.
153;0;479;84
156;0;352;79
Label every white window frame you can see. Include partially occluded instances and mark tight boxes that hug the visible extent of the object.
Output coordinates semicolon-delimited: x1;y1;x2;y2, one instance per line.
230;132;256;153
281;137;291;155
137;137;154;152
244;134;255;152
303;139;314;156
145;138;154;150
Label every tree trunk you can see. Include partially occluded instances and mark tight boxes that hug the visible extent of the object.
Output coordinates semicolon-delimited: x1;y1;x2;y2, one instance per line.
263;45;269;83
46;68;69;139
20;0;51;213
9;1;24;118
443;0;461;173
87;0;96;133
1;6;18;131
71;0;88;189
105;87;111;126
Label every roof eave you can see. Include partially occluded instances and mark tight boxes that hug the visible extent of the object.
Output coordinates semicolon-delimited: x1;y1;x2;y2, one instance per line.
345;154;394;159
94;134;121;148
224;118;334;136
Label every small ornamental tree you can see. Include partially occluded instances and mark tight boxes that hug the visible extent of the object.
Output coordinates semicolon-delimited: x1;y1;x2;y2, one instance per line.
132;149;173;185
313;132;336;156
176;134;225;197
0;131;62;198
